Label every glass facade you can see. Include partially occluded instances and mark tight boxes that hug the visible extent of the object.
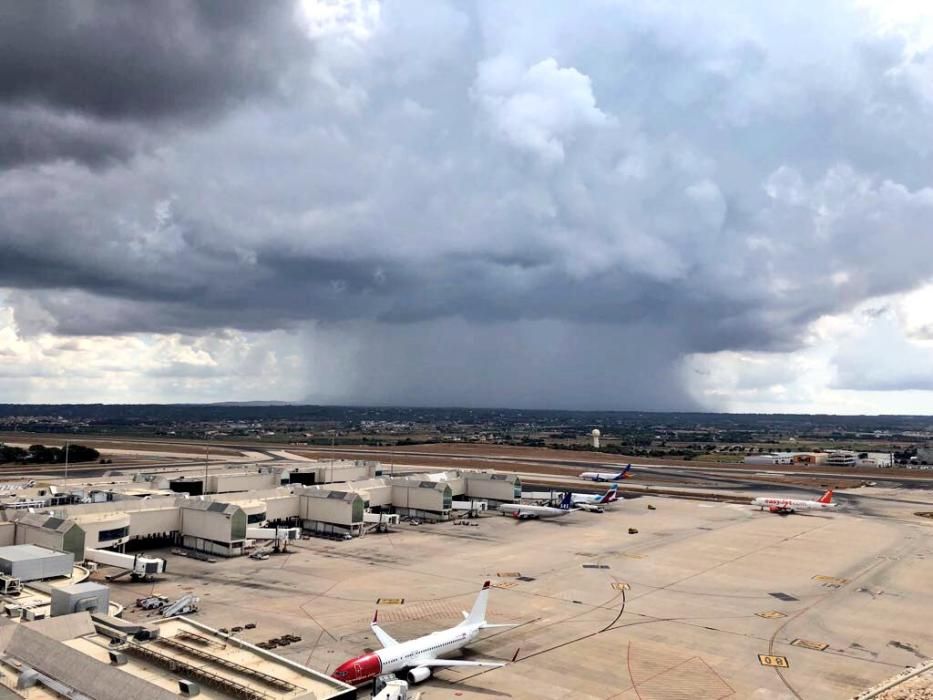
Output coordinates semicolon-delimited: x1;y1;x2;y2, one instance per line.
98;525;129;542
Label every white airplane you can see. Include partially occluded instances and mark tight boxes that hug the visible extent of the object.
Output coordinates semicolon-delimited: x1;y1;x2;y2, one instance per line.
752;489;836;515
333;580;512;685
523;484;619;512
579;464;631;482
571;483;619;509
498;491;573;519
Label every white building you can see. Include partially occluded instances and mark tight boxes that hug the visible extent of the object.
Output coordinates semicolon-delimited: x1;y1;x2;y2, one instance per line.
744;452;826;466
856;452;894;468
826;451;857;467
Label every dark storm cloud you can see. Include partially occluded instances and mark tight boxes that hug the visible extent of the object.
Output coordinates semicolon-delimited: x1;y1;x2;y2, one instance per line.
3;0;933;408
0;0;308;166
0;105;140;168
0;1;306;120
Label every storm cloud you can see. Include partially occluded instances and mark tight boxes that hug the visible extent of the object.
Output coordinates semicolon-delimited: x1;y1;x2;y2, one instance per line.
2;0;933;409
0;0;308;166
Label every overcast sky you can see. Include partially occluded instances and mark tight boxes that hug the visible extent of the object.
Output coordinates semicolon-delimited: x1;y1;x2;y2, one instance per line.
2;0;933;413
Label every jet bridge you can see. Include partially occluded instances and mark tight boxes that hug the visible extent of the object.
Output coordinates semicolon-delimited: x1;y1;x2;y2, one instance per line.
84;548;165;581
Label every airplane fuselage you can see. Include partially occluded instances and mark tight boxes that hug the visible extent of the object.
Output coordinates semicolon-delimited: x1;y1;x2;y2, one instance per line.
334;624;480;685
752;497;836;514
571;489;617;506
498;503;569;519
579;466;630;482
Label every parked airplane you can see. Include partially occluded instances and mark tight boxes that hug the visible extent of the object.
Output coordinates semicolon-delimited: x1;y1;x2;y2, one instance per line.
522;484;619;510
332;580;511;685
579;465;631;482
498;491;574;519
571;483;619;508
752;489;836;515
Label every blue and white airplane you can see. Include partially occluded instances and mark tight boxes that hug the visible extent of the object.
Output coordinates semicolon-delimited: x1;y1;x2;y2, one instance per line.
579;464;632;482
523;484;619;513
570;483;620;510
498;491;574;520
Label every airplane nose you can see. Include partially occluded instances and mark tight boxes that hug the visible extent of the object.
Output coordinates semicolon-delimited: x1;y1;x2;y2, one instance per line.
332;653;382;684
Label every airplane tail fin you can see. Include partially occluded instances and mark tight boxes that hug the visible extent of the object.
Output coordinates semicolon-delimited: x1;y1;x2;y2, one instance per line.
818;489;834;504
600;484;618;503
462;580;491;626
559;491;573;510
622;464;632;478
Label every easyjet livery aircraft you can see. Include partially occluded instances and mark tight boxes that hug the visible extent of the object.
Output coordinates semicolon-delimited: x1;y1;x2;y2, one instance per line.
752;489;836;515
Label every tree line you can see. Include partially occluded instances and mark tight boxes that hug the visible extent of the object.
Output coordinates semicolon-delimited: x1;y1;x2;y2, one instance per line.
0;444;100;465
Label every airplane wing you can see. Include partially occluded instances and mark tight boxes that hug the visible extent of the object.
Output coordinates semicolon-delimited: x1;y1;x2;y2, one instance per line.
371;611;399;648
414;659;505;669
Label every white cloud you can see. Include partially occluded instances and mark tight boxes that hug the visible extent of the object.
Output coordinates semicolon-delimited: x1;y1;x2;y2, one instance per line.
474;56;609;163
0;295;306;403
685;284;933;413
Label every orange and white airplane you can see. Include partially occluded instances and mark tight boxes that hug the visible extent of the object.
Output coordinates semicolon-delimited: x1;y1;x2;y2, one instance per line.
752;489;836;515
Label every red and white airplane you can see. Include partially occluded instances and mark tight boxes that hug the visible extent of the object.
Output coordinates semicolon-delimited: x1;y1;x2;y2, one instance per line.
332;581;512;686
752;489;836;515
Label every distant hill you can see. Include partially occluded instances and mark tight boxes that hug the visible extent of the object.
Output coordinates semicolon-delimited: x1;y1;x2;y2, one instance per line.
204;401;297;407
0;403;931;432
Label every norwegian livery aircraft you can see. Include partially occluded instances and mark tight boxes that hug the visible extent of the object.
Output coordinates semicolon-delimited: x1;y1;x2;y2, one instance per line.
333;581;511;685
752;489;836;515
579;464;631;482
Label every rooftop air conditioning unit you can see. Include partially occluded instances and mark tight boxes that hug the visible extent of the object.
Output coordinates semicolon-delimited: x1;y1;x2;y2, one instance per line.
178;679;201;697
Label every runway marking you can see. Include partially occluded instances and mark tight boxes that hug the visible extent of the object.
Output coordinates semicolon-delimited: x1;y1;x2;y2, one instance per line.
376;598;404;605
496;571;521;577
791;638;829;651
622;553;646;559
758;654;790;668
812;575;849;587
756;610;787;619
582;563;610;569
611;582;631;591
492;581;517;589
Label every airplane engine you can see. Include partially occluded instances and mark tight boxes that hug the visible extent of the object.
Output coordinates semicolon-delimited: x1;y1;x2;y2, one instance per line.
407;666;432;684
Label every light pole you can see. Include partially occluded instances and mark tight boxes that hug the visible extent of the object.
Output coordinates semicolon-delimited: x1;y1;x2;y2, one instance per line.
64;441;69;486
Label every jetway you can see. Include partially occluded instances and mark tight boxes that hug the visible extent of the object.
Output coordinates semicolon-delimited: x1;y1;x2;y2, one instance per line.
84;548;166;581
362;512;400;525
362;511;399;535
451;500;487;512
245;526;301;541
245;526;300;559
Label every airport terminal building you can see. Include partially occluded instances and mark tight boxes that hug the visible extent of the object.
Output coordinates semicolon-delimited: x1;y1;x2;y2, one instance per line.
0;463;521;558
